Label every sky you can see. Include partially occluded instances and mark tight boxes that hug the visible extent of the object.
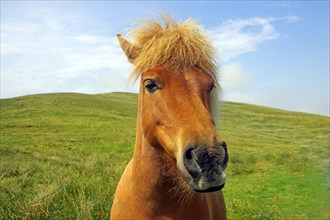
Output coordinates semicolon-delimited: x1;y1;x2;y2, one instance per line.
1;1;329;116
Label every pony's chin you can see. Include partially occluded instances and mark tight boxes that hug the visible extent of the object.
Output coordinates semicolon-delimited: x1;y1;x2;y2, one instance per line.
182;175;226;193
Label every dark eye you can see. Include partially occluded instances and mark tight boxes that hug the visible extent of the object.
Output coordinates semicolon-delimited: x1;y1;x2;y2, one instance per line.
144;79;158;93
207;84;215;93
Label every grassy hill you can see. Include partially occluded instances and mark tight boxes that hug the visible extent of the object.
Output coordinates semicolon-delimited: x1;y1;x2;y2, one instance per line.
0;93;329;219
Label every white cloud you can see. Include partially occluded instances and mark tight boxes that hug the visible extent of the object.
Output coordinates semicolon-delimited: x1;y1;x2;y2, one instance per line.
206;16;328;115
273;2;291;8
210;16;299;61
0;7;138;98
219;63;263;105
220;63;251;88
68;34;111;45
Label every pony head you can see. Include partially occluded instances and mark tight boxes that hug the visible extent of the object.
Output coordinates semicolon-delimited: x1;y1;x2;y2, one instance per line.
118;16;228;192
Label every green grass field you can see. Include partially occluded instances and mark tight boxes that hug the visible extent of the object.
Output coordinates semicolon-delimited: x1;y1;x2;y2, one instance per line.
1;93;329;219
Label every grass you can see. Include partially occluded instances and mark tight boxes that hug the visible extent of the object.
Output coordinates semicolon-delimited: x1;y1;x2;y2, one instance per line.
220;102;329;219
0;93;329;219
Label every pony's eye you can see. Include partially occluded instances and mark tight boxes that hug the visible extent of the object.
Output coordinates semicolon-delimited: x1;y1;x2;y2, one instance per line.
207;84;215;93
144;80;158;93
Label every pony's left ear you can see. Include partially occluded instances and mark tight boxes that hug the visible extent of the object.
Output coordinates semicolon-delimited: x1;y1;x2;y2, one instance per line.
117;33;141;64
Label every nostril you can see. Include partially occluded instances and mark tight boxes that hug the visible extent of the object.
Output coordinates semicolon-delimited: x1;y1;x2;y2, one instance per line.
183;147;201;179
220;141;227;149
220;141;229;168
184;147;193;160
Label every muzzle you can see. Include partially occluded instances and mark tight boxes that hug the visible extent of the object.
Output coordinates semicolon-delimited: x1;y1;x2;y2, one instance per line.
182;141;228;192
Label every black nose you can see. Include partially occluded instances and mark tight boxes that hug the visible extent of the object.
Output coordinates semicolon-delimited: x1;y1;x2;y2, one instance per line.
183;141;228;179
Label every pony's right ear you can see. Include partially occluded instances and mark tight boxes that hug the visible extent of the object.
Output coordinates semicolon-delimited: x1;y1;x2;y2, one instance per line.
117;33;141;64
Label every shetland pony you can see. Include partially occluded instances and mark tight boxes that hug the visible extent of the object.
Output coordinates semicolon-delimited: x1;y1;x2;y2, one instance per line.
111;15;228;220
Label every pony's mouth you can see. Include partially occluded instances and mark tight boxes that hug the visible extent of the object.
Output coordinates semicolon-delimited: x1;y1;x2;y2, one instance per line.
182;172;227;192
194;183;225;193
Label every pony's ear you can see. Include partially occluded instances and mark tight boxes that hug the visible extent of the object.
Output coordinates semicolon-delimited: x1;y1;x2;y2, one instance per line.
117;33;140;64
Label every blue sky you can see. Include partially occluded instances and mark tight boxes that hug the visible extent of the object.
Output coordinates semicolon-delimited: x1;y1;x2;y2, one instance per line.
1;1;329;116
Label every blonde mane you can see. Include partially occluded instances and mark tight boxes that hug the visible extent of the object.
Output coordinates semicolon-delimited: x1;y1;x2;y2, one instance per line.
127;15;219;81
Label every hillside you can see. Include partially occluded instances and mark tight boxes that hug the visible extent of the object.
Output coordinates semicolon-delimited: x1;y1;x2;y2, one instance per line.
0;93;329;219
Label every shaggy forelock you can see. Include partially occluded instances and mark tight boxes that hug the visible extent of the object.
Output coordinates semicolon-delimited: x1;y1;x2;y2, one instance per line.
127;15;219;82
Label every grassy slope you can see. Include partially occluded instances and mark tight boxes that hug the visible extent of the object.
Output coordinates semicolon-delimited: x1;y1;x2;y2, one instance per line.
220;102;329;219
0;93;329;219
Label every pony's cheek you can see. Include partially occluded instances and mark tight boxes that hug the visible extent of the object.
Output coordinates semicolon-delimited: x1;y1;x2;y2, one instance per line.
140;115;176;156
153;125;180;158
